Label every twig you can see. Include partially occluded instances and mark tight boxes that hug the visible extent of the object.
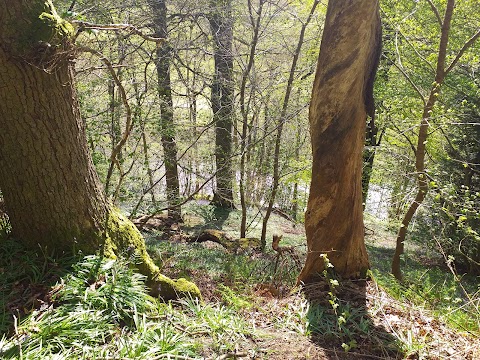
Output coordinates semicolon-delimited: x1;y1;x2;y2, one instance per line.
445;28;480;75
72;21;165;44
215;352;248;360
384;54;426;106
425;0;443;28
77;46;134;193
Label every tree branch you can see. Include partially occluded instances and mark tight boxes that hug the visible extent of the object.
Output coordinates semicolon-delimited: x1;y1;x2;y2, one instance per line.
72;21;165;44
425;0;443;28
392;123;417;157
445;28;480;75
77;46;134;193
384;54;427;106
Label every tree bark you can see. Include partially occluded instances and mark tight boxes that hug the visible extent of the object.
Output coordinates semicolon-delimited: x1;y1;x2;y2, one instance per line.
0;0;199;300
209;0;235;209
149;0;182;221
297;0;381;283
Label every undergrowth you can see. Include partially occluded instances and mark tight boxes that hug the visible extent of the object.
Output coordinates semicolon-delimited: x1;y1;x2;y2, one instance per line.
0;246;257;359
0;209;478;359
365;216;480;336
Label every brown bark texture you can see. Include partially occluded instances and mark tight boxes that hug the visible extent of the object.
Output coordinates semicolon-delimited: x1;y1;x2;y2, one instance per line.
298;0;381;283
0;0;200;300
0;1;107;251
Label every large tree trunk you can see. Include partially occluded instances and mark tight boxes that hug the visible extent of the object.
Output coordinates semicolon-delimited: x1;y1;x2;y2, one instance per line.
297;0;381;283
149;0;182;221
209;0;235;209
0;0;199;300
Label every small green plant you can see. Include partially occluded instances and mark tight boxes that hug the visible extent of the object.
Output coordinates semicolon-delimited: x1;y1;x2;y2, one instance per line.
187;202;218;225
0;254;196;359
178;297;255;355
0;215;11;238
306;254;374;352
217;284;253;311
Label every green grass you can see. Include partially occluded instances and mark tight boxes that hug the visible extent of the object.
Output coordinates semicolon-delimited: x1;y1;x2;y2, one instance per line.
0;207;478;359
365;216;480;335
0;248;257;359
0;236;74;335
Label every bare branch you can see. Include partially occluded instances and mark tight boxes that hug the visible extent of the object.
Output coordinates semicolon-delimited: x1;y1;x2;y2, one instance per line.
384;54;427;106
445;28;480;75
392;123;417;157
72;21;165;44
398;29;435;74
425;0;443;28
77;46;134;193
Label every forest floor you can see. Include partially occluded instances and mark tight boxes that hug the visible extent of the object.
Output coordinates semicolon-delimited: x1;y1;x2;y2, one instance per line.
0;203;479;359
138;203;479;359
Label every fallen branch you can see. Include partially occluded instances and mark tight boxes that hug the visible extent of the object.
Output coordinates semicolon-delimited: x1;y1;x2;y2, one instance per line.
189;229;262;253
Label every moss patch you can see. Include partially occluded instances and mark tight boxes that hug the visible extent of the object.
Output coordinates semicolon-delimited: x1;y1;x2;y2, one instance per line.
104;209;201;301
13;0;74;56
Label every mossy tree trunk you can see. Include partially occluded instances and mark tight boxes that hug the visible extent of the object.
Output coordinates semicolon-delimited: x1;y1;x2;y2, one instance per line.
0;0;199;300
297;0;381;283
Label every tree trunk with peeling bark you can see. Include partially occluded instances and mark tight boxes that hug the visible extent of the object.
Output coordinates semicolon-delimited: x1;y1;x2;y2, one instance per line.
0;0;199;300
297;0;381;283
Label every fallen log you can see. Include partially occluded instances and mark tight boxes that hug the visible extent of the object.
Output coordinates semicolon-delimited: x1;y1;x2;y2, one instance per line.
189;229;262;253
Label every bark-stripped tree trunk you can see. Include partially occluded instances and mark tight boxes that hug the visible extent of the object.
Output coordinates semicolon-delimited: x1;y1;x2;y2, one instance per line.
209;0;235;208
0;0;199;300
149;0;182;221
297;0;381;283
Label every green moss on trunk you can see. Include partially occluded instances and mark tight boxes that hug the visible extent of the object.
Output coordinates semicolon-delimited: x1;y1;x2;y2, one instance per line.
23;1;73;47
104;209;201;300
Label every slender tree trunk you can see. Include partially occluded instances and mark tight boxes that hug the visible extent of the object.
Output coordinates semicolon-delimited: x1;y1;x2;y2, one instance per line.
297;0;381;283
149;0;182;221
291;124;302;222
392;0;454;280
260;0;320;250
209;0;235;208
239;0;264;238
0;0;199;300
135;82;157;207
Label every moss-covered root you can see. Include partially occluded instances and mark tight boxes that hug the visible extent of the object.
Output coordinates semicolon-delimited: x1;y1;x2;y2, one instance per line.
147;274;202;301
105;208;201;301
